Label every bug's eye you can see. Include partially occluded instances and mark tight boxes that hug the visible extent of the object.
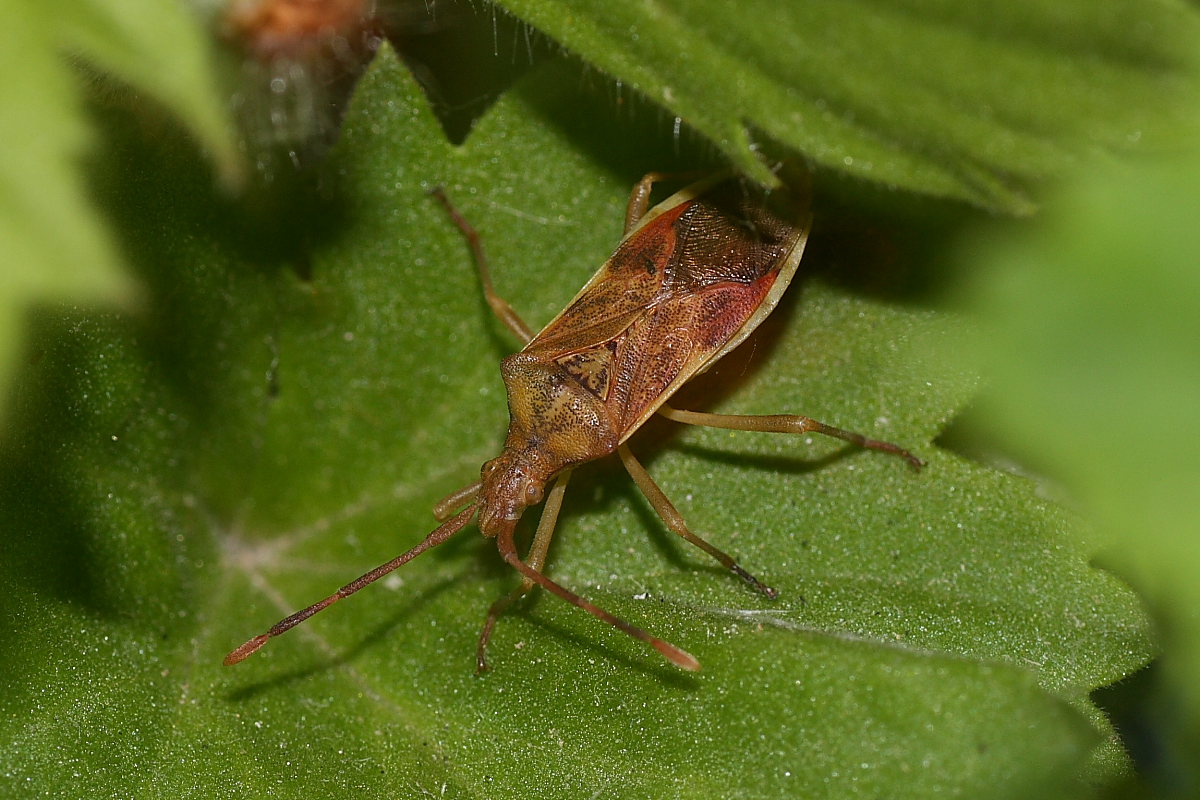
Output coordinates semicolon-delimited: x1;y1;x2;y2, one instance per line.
523;483;544;506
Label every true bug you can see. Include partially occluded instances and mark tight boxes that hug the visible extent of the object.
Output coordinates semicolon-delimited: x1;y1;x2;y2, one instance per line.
224;165;921;673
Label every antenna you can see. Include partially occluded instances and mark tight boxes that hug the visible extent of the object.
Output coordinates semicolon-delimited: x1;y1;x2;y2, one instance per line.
224;503;477;665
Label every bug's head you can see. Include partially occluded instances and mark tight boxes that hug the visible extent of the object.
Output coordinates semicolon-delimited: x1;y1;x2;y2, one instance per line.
476;453;547;537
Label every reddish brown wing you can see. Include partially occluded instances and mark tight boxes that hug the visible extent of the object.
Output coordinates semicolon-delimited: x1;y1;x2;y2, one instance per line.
524;170;812;442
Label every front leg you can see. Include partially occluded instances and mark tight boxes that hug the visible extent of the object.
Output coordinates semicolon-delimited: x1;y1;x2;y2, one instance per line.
623;171;709;233
475;470;571;673
431;187;534;344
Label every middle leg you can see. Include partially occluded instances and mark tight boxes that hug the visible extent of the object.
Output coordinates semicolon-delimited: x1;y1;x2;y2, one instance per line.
618;444;777;598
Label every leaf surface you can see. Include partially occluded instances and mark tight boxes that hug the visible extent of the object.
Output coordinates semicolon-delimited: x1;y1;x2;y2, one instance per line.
0;49;1149;799
960;147;1200;787
0;0;237;419
493;0;1200;210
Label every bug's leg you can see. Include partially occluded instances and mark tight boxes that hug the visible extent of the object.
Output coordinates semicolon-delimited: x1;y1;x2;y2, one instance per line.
430;187;535;345
433;480;482;522
618;445;778;599
624;171;709;233
495;520;700;672
475;470;572;673
658;404;924;470
625;173;666;233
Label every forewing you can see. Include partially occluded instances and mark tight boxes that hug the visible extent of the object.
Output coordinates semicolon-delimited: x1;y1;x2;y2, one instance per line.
529;201;691;355
609;279;784;438
525;170;812;442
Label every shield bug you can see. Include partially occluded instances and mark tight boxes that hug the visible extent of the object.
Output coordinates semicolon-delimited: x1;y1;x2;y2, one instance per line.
224;165;922;673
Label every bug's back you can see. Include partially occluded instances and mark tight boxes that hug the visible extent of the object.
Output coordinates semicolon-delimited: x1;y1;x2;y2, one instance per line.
525;171;813;442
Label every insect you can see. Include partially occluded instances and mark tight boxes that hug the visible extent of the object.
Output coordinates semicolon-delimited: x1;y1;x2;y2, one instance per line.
224;165;921;673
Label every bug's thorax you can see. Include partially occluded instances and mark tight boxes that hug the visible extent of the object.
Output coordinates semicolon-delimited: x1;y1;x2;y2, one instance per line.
476;350;622;537
501;350;620;468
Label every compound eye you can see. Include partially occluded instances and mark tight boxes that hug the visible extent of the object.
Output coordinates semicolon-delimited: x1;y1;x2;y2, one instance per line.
523;482;544;506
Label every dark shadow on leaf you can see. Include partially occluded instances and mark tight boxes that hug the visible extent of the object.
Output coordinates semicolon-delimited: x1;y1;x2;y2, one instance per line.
83;91;351;450
0;310;183;616
509;60;723;190
510;597;702;690
389;1;553;145
668;441;856;476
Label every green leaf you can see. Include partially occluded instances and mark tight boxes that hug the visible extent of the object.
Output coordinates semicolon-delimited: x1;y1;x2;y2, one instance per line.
959;147;1200;789
61;0;241;183
0;0;239;421
0;4;133;406
0;48;1148;798
491;0;1200;211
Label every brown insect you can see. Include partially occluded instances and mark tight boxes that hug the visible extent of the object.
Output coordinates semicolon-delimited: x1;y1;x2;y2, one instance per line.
224;166;921;673
224;0;379;60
